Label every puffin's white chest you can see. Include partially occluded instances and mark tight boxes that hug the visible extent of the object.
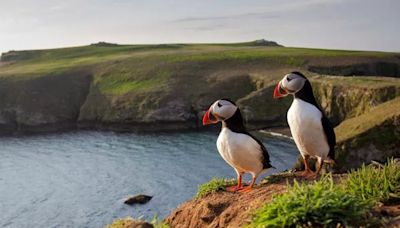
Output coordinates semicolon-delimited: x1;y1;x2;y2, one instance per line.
287;98;329;158
216;128;264;175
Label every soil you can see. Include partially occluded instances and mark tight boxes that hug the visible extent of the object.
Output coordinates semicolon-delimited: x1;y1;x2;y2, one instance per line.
166;173;314;228
165;172;400;228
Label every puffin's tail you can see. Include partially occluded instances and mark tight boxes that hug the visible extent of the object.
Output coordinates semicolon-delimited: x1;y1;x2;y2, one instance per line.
264;162;276;169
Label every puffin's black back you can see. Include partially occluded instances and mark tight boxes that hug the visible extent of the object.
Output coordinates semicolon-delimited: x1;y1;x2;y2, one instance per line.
224;108;273;169
294;79;336;160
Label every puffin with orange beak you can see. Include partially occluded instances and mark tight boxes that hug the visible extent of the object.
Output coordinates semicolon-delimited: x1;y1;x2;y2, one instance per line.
274;72;335;178
203;99;272;193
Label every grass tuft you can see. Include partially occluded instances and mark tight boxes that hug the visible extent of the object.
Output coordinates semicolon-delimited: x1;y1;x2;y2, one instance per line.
248;174;372;227
249;159;400;227
344;158;400;203
196;177;236;198
104;217;139;228
151;214;170;228
105;215;169;228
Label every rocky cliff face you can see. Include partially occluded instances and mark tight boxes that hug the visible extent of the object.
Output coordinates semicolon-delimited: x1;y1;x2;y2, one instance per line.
0;71;399;135
334;97;400;171
312;76;400;125
0;70;92;134
1;44;399;134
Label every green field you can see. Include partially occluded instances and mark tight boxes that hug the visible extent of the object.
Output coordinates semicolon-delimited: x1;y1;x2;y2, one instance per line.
1;42;396;77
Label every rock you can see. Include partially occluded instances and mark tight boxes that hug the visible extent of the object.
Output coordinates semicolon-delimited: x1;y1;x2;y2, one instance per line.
124;194;153;205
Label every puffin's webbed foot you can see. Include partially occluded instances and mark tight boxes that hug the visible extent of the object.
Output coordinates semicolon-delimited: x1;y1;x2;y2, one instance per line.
226;185;243;192
238;176;257;193
299;170;316;179
238;186;253;193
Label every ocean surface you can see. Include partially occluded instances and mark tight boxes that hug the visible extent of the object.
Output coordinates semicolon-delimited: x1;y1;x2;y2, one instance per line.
0;131;298;228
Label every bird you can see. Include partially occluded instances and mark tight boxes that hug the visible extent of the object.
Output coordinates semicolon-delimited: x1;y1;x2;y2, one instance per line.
273;71;336;178
202;98;273;193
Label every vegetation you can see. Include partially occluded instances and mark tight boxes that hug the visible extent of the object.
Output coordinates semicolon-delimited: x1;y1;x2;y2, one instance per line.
248;159;400;227
105;215;169;228
1;43;396;77
345;159;400;203
248;175;372;227
196;177;236;198
0;41;399;134
335;97;400;144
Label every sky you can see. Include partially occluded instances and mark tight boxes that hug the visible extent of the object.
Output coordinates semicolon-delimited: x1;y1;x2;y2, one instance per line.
1;0;399;54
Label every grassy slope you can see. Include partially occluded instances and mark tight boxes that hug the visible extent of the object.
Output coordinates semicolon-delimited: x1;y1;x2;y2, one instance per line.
332;97;400;171
336;97;400;143
1;43;396;77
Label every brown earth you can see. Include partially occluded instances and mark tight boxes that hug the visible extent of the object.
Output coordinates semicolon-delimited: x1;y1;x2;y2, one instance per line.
165;178;288;228
165;173;400;228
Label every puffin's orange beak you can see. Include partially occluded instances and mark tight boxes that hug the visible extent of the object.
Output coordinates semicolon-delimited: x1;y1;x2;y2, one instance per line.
202;110;218;125
273;81;288;99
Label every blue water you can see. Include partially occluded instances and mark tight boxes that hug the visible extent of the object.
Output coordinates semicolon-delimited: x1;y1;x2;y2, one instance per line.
0;131;298;228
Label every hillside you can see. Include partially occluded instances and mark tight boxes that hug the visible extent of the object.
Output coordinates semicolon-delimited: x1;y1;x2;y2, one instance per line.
334;97;400;171
1;42;400;134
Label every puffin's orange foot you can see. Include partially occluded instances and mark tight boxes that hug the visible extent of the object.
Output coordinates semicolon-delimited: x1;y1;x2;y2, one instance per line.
299;171;316;179
238;186;253;193
225;185;243;192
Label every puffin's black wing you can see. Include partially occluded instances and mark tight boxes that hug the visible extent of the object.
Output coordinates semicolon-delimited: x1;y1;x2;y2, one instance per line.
321;116;336;160
244;133;273;169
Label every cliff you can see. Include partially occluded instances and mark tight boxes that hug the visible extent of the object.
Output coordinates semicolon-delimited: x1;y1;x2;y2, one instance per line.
334;97;400;171
164;165;400;227
1;43;400;134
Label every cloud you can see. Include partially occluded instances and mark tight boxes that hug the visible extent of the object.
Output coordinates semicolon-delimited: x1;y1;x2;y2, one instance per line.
172;12;279;23
184;24;226;31
171;0;348;24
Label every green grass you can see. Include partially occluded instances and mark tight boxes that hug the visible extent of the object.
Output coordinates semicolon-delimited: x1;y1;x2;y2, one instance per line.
248;159;400;227
345;159;400;202
96;71;170;95
335;97;400;144
248;175;372;227
196;177;236;198
105;215;169;228
105;217;135;228
1;43;395;77
312;75;400;89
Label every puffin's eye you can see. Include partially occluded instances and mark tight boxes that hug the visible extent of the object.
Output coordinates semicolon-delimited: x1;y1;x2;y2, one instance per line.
217;102;222;108
287;77;292;82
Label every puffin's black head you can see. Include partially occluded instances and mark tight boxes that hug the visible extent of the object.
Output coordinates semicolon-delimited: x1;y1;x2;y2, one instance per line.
202;99;238;125
273;71;308;99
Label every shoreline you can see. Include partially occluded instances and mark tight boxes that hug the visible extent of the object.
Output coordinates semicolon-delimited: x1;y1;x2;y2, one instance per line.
0;121;290;138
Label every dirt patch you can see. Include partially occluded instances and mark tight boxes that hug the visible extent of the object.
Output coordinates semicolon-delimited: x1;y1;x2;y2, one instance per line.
165;173;399;228
165;173;316;228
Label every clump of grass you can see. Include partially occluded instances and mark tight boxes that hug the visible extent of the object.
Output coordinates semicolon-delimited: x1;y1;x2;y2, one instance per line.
105;215;169;228
249;159;400;227
262;171;295;184
344;159;400;202
248;174;372;227
105;217;140;228
196;177;236;198
151;214;170;228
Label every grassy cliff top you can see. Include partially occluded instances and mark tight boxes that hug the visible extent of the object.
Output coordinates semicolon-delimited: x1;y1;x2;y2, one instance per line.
312;75;400;89
335;97;400;143
1;42;398;77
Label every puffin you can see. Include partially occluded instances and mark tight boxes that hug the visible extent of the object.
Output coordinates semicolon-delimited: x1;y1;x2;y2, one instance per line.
273;72;335;177
202;99;272;193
